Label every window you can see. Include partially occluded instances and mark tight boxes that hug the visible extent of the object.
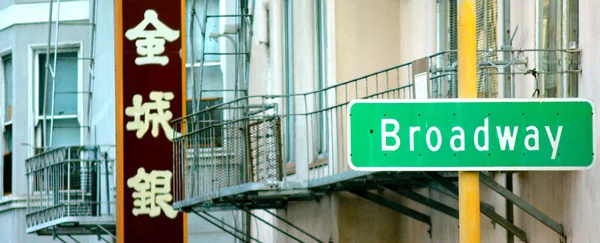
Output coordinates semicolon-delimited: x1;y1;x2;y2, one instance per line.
36;51;81;149
536;0;578;97
313;0;328;160
438;0;498;98
284;0;295;164
476;0;498;98
186;98;223;147
2;54;12;196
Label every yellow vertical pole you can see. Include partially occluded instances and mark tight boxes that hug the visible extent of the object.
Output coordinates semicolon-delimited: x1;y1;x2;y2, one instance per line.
458;0;480;243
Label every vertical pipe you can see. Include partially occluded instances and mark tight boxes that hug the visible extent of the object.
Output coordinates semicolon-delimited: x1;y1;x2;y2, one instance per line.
105;153;110;215
42;0;55;150
502;0;511;98
506;172;514;243
49;0;62;147
26;170;30;214
458;1;480;243
561;0;568;98
503;7;514;243
67;155;71;216
86;0;98;145
195;0;209;112
190;0;197;114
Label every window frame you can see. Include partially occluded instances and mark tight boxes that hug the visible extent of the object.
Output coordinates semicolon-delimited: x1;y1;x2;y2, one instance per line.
32;44;84;150
311;0;328;167
185;97;224;148
1;52;13;153
284;0;295;166
535;0;579;98
0;49;13;197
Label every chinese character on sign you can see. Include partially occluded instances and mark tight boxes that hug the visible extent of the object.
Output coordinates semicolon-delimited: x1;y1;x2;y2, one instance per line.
127;167;178;219
125;91;179;141
125;9;180;66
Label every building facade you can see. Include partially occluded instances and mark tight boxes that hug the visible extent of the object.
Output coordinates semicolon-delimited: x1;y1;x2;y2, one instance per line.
1;0;599;242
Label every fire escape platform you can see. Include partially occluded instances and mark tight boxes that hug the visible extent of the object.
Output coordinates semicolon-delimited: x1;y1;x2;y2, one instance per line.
175;181;319;212
25;146;116;238
26;216;115;236
173;48;579;240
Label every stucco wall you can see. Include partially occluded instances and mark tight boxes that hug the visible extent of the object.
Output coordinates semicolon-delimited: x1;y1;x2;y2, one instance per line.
250;0;600;242
562;0;600;241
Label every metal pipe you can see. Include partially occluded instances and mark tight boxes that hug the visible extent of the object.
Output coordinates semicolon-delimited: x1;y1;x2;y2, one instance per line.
506;173;514;243
193;212;247;242
207;14;253;18
501;0;512;98
202;212;263;243
451;62;458;98
190;0;198;114
49;0;63;148
561;0;568;98
196;0;209;112
96;224;117;239
104;153;110;215
67;235;81;243
42;0;55;150
86;0;98;145
236;206;303;243
262;209;323;243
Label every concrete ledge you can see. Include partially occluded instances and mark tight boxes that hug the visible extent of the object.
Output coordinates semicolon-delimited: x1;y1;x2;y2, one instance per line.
0;196;27;213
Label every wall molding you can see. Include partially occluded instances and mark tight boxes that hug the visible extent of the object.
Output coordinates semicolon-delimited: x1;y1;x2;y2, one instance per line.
0;196;27;213
0;1;89;31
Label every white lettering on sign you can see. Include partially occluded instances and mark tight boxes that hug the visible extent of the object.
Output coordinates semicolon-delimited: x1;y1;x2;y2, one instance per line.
125;91;180;141
450;127;465;151
127;167;178;219
379;118;564;160
496;126;518;151
426;126;442;151
125;9;181;66
409;126;421;151
524;126;540;151
381;119;400;151
474;117;489;151
545;126;563;160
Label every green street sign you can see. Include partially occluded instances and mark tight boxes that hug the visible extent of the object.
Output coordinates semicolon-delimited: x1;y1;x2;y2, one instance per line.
348;99;596;171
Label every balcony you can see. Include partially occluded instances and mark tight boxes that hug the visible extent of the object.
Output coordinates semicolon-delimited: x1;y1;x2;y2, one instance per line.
172;49;579;240
25;146;116;237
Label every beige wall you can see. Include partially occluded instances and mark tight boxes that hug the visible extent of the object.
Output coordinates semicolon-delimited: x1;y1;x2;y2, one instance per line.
248;0;600;242
558;0;600;241
334;0;401;82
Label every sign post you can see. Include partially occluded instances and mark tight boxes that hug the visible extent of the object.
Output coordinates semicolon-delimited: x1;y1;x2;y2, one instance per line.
457;1;480;242
116;0;187;242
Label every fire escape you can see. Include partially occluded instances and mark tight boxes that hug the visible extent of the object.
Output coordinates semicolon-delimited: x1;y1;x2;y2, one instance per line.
25;0;116;242
173;1;582;243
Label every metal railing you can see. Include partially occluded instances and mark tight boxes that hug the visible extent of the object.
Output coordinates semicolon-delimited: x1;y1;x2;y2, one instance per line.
172;49;581;206
25;146;115;230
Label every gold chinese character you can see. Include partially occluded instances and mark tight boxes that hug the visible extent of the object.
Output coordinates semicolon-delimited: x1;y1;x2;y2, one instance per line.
127;167;178;219
125;91;179;141
125;9;180;66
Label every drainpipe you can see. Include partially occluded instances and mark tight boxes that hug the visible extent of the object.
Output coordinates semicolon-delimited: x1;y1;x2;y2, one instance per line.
501;1;515;243
451;61;458;98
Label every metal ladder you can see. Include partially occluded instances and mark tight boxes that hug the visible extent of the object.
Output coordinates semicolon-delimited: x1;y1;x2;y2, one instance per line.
188;0;254;114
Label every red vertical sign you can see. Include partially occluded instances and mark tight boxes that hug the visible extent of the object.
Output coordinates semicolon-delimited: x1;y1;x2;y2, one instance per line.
116;0;187;242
